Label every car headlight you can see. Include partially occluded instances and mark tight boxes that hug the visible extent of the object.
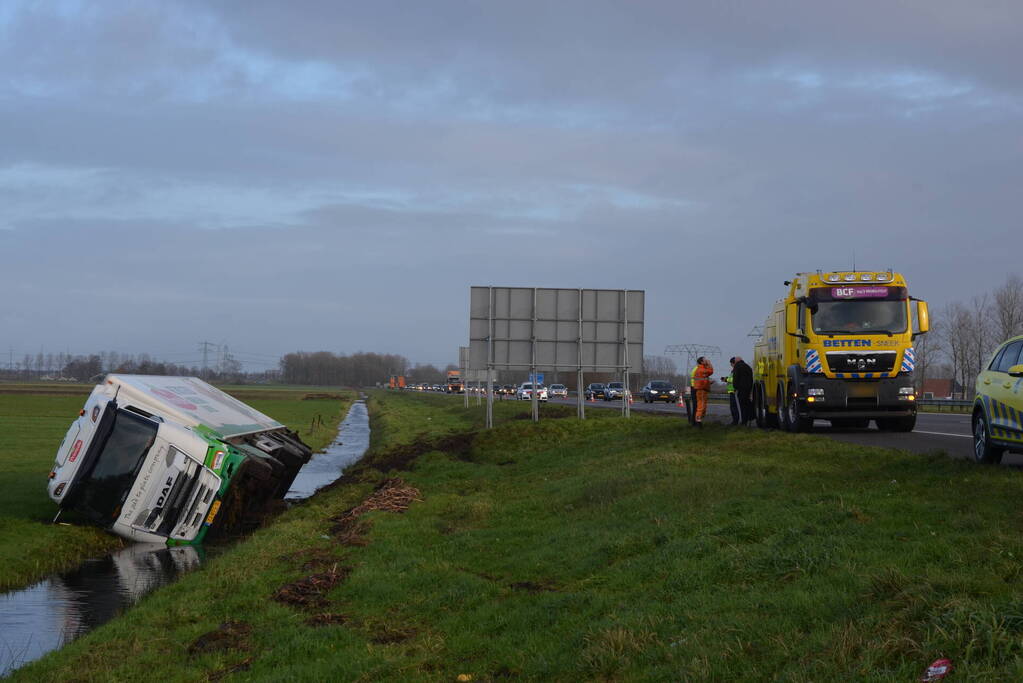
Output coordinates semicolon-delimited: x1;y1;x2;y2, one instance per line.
669;390;676;394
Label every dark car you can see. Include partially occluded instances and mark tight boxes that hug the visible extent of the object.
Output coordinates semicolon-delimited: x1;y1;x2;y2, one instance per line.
584;383;607;400
641;380;678;403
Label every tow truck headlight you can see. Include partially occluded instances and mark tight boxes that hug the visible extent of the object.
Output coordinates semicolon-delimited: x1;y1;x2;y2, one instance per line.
898;387;915;395
807;388;825;396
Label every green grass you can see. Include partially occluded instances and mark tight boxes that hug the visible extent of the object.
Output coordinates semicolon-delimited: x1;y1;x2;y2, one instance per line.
0;388;352;591
12;389;1023;680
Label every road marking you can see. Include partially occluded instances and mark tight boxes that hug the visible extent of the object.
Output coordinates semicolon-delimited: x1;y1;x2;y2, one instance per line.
914;430;971;439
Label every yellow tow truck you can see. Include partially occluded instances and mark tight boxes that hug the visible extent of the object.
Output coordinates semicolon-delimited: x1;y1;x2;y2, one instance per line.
753;270;929;432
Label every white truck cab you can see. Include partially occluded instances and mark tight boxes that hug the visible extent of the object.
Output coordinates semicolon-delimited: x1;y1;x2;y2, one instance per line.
49;375;311;545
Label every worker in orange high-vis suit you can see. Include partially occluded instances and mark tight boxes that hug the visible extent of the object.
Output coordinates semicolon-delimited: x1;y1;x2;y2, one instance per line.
693;356;715;427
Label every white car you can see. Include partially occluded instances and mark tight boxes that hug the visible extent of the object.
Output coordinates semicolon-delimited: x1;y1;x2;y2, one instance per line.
548;384;568;398
605;382;629;400
517;383;548;401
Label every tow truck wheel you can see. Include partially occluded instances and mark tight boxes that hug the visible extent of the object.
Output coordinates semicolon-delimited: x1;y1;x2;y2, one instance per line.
972;412;1004;464
778;383;793;431
754;386;767;428
788;394;812;432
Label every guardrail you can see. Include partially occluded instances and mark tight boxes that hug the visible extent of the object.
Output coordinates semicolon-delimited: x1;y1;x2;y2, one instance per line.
916;398;972;412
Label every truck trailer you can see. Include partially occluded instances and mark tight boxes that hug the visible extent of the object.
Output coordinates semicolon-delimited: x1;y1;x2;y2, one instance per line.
47;375;313;545
753;271;929;432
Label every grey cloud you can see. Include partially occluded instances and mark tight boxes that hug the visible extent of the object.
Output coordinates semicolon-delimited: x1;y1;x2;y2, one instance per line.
1;1;1020;368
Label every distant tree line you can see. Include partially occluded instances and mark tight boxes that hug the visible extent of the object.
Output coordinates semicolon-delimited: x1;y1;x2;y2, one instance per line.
280;351;426;387
0;349;254;384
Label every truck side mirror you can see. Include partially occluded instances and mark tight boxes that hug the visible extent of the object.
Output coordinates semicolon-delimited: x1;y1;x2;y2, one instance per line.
913;300;930;337
1009;364;1023;378
786;302;808;341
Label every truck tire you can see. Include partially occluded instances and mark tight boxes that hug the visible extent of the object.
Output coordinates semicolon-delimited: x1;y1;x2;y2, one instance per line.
244;456;274;482
754;385;768;428
755;383;778;429
875;416;916;432
972;411;1004;464
777;382;792;431
786;386;813;432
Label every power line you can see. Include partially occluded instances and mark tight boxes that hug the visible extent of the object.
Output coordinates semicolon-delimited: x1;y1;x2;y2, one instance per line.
664;344;722;369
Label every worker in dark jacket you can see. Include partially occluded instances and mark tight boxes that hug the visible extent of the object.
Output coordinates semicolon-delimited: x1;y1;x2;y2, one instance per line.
732;356;754;426
722;358;739;425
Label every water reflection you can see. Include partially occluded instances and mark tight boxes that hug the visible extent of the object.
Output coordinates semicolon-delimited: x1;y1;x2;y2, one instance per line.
0;400;369;676
0;544;202;676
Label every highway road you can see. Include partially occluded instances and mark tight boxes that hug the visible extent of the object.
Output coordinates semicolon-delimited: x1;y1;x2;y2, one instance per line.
541;395;1023;466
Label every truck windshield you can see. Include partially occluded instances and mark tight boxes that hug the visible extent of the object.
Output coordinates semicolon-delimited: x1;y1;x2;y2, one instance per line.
67;410;158;525
811;300;907;335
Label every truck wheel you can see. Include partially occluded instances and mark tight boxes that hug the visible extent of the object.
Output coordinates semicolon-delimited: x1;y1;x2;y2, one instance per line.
756;384;777;429
754;386;767;428
777;383;793;431
972;412;1004;464
244;456;273;482
787;392;813;432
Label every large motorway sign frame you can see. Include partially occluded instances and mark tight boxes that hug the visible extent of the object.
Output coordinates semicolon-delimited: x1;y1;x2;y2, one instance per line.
469;287;644;426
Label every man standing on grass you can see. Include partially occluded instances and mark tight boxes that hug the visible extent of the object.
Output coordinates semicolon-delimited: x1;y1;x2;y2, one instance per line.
693;357;714;427
732;356;754;426
722;357;739;425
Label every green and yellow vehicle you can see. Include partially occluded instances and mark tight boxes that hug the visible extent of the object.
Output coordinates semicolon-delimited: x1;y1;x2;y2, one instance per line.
48;375;312;545
972;335;1023;464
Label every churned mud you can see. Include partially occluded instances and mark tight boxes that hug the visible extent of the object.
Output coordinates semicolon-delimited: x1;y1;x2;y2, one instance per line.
273;564;352;610
360;432;477;472
328;477;422;545
188;620;253;657
273;479;423;626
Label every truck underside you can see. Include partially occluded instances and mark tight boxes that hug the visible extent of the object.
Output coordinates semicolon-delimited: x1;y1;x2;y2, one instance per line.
205;428;312;540
753;375;916;433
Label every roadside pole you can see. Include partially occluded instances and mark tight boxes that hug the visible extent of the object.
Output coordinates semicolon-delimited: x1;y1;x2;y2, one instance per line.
577;368;585;420
486;370;494;429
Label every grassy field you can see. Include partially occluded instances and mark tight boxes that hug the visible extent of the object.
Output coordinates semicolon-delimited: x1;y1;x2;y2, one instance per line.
0;385;351;591
11;389;1023;680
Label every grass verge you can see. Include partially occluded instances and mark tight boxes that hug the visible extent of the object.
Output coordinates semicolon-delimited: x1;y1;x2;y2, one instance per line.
12;389;1023;680
0;387;351;591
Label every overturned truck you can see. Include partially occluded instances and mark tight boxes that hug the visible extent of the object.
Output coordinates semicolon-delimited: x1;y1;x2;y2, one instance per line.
47;375;312;544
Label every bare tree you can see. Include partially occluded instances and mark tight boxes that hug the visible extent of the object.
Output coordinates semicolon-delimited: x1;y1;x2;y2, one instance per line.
912;318;942;391
968;293;997;382
993;274;1023;342
939;302;970;399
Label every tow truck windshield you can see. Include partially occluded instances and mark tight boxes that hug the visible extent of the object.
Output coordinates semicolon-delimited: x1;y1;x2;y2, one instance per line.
64;410;158;524
811;300;908;335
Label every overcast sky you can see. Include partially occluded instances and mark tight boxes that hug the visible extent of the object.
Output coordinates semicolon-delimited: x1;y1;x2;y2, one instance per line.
1;1;1019;373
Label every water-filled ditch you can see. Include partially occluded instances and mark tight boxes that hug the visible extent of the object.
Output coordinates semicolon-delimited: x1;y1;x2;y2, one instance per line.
0;399;370;676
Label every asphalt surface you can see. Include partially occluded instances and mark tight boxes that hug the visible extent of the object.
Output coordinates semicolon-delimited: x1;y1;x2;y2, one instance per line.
540;395;1023;466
